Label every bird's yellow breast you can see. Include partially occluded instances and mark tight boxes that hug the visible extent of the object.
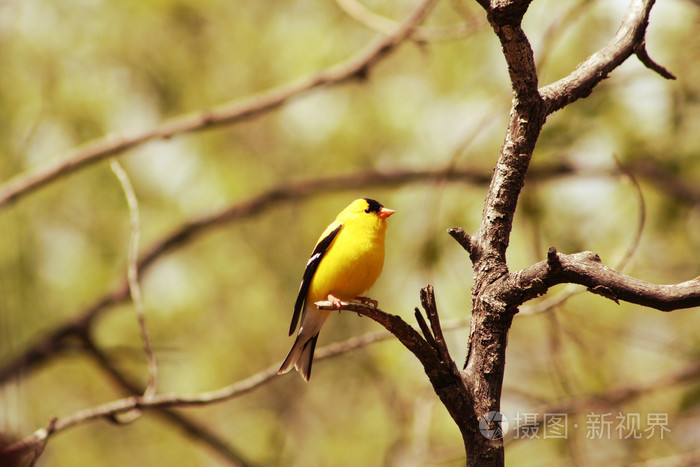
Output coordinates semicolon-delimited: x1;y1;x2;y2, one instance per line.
307;215;386;304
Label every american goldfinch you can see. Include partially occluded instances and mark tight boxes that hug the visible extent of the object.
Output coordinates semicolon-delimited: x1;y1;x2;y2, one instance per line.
278;198;395;382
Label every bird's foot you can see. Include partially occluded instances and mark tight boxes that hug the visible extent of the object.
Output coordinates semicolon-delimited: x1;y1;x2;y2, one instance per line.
355;296;378;308
327;294;344;310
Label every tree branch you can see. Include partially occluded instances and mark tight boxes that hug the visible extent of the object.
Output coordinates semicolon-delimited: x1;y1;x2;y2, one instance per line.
506;248;700;311
316;296;475;444
633;38;677;80
519;156;648;317
471;8;543;267
453;2;544;464
449;1;672;465
0;329;418;457
3;159;689;385
505;359;700;445
110;159;158;400
1;306;469;458
315;300;439;369
0;164;559;385
84;337;255;467
540;0;674;115
0;0;438;209
335;0;483;41
419;285;452;364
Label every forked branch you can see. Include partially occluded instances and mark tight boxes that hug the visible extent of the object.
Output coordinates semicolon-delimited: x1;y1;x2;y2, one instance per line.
317;288;474;441
540;0;675;115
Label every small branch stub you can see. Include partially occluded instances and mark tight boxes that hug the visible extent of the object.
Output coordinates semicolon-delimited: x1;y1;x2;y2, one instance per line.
546;246;559;270
449;227;481;263
419;285;452;364
448;227;472;251
634;39;677;80
588;285;621;304
414;308;439;350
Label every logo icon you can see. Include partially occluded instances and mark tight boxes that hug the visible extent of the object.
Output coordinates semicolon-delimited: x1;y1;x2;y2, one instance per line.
479;411;509;440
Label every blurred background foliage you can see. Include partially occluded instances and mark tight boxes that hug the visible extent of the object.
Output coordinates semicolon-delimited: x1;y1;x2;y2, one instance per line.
1;0;699;465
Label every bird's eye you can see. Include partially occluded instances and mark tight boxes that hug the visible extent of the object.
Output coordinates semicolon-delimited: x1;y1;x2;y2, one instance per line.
365;207;371;213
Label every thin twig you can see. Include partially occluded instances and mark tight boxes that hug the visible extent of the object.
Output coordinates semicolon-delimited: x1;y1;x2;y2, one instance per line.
84;336;253;467
414;307;439;350
612;154;647;272
420;286;451;364
27;417;56;467
540;0;670;115
0;0;438;210
535;0;600;74
335;0;484;41
0;164;515;384
519;155;647;317
110;159;158;399
504;360;700;445
2;318;468;456
0;160;679;385
634;38;677;79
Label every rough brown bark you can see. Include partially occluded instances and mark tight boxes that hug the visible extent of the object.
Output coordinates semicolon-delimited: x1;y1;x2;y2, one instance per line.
330;1;691;466
444;1;679;464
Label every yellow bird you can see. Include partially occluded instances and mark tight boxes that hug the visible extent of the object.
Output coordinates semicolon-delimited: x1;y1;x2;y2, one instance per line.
278;198;395;382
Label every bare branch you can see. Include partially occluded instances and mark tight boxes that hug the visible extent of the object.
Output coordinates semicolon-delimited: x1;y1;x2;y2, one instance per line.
447;226;475;257
316;300;438;365
419;286;452;364
508;248;700;312
505;359;700;445
470;2;544;268
335;0;484;41
2;314;469;458
316;317;469;360
414;307;439;350
520;155;648;317
453;2;677;463
110;160;158;400
0;166;491;384
413;286;457;369
540;0;675;114
611;155;647;272
0;0;438;209
634;38;677;79
84;337;257;467
316;298;475;440
631;158;700;205
453;3;544;463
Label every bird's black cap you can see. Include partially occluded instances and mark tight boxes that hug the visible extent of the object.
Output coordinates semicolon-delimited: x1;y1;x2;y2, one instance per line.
363;198;383;213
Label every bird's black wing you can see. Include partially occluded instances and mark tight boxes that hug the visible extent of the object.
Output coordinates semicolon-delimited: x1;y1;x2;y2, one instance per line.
288;223;343;335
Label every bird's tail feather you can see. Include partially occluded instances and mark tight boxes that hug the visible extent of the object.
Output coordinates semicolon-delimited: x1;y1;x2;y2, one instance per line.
278;333;319;382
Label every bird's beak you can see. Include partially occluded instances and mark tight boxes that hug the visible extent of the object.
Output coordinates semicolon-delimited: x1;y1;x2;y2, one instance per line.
378;207;396;220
